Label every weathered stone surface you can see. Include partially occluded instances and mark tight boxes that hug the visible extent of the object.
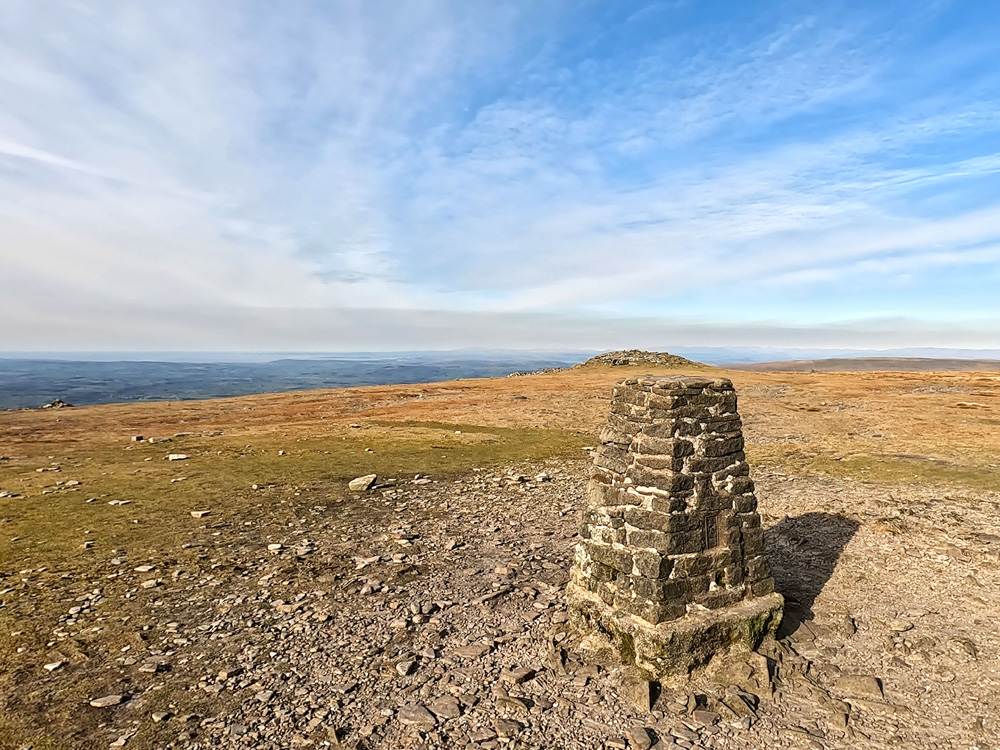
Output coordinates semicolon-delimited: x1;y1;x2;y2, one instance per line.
90;694;123;708
348;474;377;492
398;703;436;730
568;375;782;680
834;674;884;699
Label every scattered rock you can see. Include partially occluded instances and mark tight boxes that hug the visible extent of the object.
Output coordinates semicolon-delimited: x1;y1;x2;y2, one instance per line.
454;643;492;659
493;718;522;738
349;474;377;492
835;674;884;700
41;399;73;409
90;694;124;708
398;703;436;731
625;726;654;750
395;660;417;676
501;666;536;684
620;677;657;713
427;694;461;720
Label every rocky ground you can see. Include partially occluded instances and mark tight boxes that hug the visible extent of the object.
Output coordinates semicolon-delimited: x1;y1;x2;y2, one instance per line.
3;456;999;750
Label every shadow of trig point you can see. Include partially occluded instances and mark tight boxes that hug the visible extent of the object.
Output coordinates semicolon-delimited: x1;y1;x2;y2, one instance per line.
568;375;783;682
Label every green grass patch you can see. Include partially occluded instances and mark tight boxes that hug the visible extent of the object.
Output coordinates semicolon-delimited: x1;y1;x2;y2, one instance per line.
0;421;588;573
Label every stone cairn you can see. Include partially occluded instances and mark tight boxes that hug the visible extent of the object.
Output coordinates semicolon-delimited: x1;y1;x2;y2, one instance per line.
568;375;783;680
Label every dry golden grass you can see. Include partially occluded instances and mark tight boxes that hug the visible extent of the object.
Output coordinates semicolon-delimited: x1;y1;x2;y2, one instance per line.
2;363;999;574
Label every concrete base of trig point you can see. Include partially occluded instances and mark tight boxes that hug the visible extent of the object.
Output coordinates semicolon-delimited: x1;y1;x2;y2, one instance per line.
567;375;783;683
568;584;783;681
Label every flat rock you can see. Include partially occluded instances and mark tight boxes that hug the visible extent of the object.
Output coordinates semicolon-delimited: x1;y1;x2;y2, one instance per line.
502;666;536;684
398;703;436;731
493;718;522;738
349;474;377;492
453;643;491;659
427;694;461;719
470;727;497;743
621;678;656;712
90;694;123;708
625;727;654;750
692;709;720;726
835;674;884;699
396;659;417;676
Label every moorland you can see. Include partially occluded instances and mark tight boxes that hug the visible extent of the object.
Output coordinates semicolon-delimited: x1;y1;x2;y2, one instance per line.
1;360;998;749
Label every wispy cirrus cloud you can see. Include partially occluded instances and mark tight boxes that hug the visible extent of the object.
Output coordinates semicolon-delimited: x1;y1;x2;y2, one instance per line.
2;0;1000;350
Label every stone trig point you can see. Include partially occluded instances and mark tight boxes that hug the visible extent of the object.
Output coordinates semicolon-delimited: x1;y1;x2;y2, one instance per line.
568;375;783;680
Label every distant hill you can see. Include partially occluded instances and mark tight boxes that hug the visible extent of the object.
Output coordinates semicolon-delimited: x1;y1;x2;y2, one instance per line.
730;357;1000;372
0;352;585;410
574;349;705;369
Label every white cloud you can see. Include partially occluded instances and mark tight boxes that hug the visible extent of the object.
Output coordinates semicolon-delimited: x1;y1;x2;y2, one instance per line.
2;1;1000;349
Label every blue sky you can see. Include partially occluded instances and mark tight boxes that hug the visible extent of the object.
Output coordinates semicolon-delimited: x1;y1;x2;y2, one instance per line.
2;0;1000;351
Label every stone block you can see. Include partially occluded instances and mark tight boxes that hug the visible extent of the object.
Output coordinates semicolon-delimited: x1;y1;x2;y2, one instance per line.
614;385;650;408
588;481;642;508
592;524;626;545
645;393;682;411
742;528;765;556
628;466;694;493
695;492;735;513
595;445;631;475
733;493;757;513
606;413;646;436
641;421;682;439
588;561;619;583
634;454;686;472
633;435;695;457
586;542;634;573
649;494;689;513
600;425;633;446
611;400;653;421
622;508;699;534
703;435;744;457
617;595;685;624
685;574;711;596
727;476;755;495
632;549;674;579
745;555;770;581
686;456;737;474
697;588;742;611
631;575;685;602
724;563;745;587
